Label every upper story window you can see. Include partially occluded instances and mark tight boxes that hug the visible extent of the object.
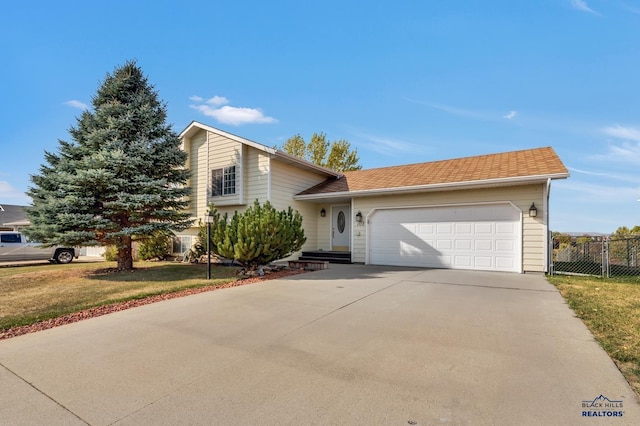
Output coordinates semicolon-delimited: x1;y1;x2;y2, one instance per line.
211;166;236;197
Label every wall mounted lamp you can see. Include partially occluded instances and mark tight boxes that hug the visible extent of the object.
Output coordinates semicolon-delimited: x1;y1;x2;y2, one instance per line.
320;208;326;217
529;203;538;218
355;211;363;223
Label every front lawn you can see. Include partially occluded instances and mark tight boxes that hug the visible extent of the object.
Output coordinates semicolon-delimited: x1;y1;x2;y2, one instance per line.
0;261;240;332
547;274;640;397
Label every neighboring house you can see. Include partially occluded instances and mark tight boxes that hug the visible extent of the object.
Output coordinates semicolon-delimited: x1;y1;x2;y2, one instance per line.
177;121;569;273
0;204;29;231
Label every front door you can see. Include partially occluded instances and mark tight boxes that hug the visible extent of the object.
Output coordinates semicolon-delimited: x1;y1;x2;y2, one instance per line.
331;205;350;251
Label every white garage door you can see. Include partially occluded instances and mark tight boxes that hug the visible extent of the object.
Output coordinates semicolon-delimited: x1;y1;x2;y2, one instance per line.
368;203;521;272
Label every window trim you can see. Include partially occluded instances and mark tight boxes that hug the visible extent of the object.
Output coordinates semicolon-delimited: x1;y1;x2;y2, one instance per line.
211;165;237;197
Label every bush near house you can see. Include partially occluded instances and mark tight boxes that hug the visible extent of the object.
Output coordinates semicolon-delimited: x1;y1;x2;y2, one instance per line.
200;200;306;270
138;232;171;261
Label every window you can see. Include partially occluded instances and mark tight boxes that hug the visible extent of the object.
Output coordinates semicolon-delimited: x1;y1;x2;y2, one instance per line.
211;166;236;197
0;233;22;243
172;235;192;255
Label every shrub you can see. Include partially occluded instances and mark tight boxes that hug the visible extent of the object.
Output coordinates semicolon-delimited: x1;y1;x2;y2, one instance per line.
102;245;118;261
200;200;306;270
138;233;171;261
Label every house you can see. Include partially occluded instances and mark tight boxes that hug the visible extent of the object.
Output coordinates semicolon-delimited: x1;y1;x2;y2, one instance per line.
0;204;29;231
177;121;569;273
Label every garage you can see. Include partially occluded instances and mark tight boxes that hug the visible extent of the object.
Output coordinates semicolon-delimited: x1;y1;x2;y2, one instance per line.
368;203;522;272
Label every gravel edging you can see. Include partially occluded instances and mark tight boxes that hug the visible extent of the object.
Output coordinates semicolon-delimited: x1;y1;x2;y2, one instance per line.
0;269;306;341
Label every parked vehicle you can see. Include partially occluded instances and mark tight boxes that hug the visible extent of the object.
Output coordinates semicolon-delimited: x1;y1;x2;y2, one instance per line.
0;232;79;263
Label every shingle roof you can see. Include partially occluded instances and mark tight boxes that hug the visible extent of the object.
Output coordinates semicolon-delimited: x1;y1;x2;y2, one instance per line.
297;147;568;197
0;204;28;225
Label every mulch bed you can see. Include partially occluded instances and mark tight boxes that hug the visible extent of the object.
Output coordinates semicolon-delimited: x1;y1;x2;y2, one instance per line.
0;269;306;341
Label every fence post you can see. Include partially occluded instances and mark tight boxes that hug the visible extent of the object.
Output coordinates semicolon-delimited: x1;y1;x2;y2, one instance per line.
603;238;610;278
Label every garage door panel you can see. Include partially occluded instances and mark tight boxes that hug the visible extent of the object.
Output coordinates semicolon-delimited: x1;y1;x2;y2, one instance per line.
419;224;435;234
436;239;452;250
455;223;472;233
474;223;493;234
496;257;516;269
369;204;521;272
455;239;472;250
436;223;452;233
496;222;517;234
474;257;493;268
455;256;472;267
475;239;493;251
496;239;515;251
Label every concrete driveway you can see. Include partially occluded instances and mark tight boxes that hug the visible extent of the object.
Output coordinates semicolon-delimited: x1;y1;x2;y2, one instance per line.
1;265;638;425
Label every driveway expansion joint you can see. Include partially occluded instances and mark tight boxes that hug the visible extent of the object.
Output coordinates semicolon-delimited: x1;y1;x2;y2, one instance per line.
0;362;90;425
406;279;558;293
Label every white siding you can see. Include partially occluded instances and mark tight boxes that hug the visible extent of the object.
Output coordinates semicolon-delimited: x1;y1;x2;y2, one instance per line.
352;184;545;272
269;161;328;256
244;146;270;205
182;128;329;261
206;131;243;209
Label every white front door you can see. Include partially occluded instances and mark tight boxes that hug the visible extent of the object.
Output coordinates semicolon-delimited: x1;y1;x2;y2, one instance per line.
331;205;350;251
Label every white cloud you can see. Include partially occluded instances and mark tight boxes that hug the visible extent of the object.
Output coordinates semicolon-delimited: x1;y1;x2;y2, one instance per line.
191;104;277;126
64;100;88;110
555;180;640;203
593;142;640;165
0;181;30;204
570;0;597;14
190;95;276;126
592;125;640;165
422;101;492;120
407;99;518;123
568;167;640;184
356;132;417;155
602;125;640;142
206;96;229;106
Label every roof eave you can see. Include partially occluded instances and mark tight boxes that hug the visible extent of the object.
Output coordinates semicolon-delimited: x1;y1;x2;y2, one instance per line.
273;151;343;178
179;121;342;178
294;173;569;200
178;121;277;155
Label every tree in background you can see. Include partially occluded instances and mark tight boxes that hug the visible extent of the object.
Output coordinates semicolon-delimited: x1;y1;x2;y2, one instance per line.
26;61;192;271
280;132;362;171
199;200;306;270
613;226;640;236
610;225;640;266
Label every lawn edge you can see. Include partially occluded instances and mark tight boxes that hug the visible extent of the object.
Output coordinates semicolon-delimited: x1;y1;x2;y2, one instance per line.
0;269;305;341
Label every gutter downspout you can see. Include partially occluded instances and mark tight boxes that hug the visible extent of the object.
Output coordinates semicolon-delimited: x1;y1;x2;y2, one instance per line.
544;178;551;273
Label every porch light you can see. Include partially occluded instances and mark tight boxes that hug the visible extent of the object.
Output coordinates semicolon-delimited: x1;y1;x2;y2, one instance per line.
529;203;538;218
355;211;363;223
320;208;326;217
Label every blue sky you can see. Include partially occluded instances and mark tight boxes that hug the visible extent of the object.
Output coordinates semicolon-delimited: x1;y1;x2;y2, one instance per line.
1;0;639;234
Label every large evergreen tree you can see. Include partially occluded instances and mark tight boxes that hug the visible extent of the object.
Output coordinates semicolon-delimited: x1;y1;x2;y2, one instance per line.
26;61;192;271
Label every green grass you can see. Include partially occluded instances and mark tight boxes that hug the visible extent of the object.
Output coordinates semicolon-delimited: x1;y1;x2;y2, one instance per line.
0;261;240;330
547;274;640;396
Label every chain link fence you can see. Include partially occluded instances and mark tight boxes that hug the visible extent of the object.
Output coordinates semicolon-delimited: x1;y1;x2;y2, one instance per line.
551;235;640;277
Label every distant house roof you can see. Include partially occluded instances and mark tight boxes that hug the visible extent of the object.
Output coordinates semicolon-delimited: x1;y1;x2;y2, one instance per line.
295;147;569;199
0;204;29;227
